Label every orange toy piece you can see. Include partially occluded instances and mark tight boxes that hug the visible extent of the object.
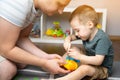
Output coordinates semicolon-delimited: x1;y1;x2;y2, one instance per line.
63;60;78;71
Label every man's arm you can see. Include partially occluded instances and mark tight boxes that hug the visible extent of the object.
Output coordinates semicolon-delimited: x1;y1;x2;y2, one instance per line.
0;18;46;66
17;23;49;59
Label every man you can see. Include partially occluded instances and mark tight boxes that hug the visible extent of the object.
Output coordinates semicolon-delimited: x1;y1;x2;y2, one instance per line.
0;0;71;80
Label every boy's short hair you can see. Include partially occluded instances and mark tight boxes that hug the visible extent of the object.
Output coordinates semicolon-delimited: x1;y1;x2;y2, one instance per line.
69;5;98;26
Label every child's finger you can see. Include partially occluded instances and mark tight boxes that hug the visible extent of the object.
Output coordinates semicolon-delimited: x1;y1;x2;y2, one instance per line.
67;43;71;52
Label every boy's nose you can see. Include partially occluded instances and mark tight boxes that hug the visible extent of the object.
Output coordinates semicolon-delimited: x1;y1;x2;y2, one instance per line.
75;32;78;36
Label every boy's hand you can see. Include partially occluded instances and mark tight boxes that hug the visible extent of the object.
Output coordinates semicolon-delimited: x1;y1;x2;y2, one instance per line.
67;47;84;60
63;40;71;52
64;41;71;52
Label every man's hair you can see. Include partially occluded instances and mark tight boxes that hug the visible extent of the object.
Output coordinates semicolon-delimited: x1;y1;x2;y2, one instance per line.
69;5;98;26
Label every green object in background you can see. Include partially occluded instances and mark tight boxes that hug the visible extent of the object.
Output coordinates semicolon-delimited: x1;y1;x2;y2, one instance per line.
53;21;60;25
13;75;21;80
13;75;40;80
46;21;65;37
24;78;29;80
33;77;39;80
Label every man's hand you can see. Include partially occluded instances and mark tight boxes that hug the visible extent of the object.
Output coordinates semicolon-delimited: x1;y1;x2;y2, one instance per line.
47;54;63;60
42;59;70;74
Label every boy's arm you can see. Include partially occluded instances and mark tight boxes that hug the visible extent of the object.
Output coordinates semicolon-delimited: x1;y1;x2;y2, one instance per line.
79;54;105;66
64;35;78;51
67;47;105;66
65;34;77;42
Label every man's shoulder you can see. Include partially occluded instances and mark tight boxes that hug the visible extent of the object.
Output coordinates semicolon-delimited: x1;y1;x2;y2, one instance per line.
0;0;34;27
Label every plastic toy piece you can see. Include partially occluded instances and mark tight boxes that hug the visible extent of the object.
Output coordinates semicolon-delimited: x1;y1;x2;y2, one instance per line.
63;56;80;71
66;56;80;63
46;28;54;36
53;21;60;30
46;21;64;37
63;60;78;71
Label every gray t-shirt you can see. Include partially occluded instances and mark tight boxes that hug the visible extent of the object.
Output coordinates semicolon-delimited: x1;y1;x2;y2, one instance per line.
82;29;114;75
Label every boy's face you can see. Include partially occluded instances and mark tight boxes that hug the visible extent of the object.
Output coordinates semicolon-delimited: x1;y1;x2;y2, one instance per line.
70;16;93;41
36;0;70;16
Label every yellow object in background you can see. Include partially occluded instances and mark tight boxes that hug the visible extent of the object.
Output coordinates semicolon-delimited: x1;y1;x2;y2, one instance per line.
63;60;78;71
46;28;54;36
97;23;102;29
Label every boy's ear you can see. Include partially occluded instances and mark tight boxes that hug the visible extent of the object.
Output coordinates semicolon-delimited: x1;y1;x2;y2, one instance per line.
87;21;94;29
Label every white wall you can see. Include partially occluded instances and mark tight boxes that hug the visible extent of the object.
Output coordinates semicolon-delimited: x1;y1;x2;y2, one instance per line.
66;0;120;36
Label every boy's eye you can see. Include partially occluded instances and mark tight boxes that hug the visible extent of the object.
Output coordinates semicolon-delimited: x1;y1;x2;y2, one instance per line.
75;30;79;32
